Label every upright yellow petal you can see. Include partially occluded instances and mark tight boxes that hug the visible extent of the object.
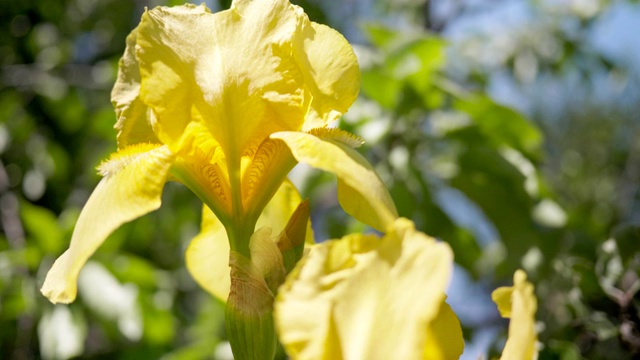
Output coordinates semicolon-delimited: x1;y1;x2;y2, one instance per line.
133;0;360;162
294;22;360;130
492;270;538;360
492;286;514;318
135;4;210;151
41;144;174;304
135;1;306;159
271;130;398;232
275;218;460;360
111;28;159;148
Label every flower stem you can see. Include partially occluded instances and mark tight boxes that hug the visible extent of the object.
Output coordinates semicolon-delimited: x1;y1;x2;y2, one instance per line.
226;154;253;258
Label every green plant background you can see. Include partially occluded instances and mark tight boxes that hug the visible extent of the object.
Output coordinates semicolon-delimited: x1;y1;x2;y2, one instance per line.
1;0;639;359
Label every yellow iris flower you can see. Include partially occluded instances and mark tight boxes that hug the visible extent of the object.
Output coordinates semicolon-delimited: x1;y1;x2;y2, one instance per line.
274;218;464;360
492;270;539;360
41;0;397;305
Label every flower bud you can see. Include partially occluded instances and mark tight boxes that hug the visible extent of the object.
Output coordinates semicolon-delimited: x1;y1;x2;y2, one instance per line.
226;251;276;360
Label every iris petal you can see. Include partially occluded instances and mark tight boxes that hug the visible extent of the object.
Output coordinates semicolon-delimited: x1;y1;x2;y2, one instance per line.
111;28;159;148
492;270;538;360
135;1;307;159
41;144;174;304
186;204;231;302
294;22;360;130
275;218;459;360
423;301;464;360
135;4;210;151
271;130;397;232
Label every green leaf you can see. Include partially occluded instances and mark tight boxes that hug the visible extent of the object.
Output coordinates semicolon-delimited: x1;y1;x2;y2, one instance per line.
453;95;543;161
105;254;160;290
361;69;402;109
449;145;539;273
362;23;402;50
20;201;64;255
392;178;482;272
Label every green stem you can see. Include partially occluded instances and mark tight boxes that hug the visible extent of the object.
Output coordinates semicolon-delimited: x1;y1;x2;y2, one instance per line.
226;153;254;258
226;221;253;258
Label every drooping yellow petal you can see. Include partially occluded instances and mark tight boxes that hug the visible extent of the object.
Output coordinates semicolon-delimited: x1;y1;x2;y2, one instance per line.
294;22;360;130
187;179;311;302
185;204;231;303
41;144;174;304
271;130;398;232
111;28;159;148
275;218;460;360
492;270;538;360
423;301;465;360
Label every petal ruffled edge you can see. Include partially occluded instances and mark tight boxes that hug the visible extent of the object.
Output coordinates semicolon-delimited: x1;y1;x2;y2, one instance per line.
294;21;361;130
135;4;210;150
41;144;174;304
275;218;459;360
111;28;159;148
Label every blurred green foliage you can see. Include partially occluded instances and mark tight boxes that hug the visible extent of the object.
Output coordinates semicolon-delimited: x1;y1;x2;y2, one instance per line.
0;0;229;359
1;0;639;359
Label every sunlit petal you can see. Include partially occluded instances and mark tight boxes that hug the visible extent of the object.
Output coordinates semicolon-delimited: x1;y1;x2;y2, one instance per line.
111;28;159;148
294;22;360;130
492;270;538;360
135;1;307;159
41;144;174;304
271;130;398;232
275;218;459;359
423;301;464;360
185;204;231;303
135;4;210;151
